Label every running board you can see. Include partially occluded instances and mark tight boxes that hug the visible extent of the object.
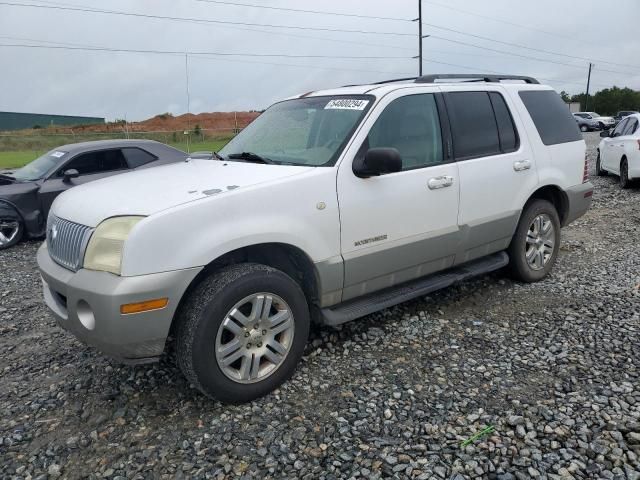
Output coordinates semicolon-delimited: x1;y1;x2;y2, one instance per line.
320;252;509;326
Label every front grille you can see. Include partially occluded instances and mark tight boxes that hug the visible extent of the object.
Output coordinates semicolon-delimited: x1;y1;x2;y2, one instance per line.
47;215;93;271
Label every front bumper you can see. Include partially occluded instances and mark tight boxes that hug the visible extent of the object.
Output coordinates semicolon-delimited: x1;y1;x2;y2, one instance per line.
37;243;202;363
563;182;594;226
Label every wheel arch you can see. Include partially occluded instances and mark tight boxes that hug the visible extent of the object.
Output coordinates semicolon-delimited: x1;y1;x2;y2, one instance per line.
524;185;570;226
169;242;321;335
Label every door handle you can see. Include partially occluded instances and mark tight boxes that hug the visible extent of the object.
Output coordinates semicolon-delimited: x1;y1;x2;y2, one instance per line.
513;160;532;172
428;175;454;190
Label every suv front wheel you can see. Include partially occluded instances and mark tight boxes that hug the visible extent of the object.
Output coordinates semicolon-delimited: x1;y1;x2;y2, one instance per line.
176;263;310;404
508;199;561;282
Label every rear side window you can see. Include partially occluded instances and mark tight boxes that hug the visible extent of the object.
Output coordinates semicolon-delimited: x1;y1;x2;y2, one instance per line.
489;92;519;153
447;92;500;159
123;148;157;168
518;90;582;145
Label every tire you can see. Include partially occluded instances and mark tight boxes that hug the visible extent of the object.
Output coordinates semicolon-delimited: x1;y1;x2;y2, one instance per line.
598;122;605;130
595;151;607;176
507;199;561;283
620;158;631;189
580;125;588;132
175;263;310;404
0;218;23;250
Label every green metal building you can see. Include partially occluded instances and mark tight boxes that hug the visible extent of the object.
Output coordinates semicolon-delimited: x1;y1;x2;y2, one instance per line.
0;111;105;131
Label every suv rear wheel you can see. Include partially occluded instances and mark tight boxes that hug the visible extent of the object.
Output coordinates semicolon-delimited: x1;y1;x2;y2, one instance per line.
508;200;561;282
176;263;310;404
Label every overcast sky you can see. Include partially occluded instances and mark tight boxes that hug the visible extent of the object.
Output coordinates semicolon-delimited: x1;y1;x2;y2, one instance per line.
1;0;639;121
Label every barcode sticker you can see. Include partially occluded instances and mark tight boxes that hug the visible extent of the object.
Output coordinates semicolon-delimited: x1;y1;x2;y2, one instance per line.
325;99;370;111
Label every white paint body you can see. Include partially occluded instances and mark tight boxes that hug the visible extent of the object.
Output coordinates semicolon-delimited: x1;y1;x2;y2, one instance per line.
598;113;640;179
49;82;587;283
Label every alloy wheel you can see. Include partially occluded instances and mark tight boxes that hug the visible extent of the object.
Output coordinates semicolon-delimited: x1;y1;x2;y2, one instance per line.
0;219;20;247
215;293;295;384
525;214;555;271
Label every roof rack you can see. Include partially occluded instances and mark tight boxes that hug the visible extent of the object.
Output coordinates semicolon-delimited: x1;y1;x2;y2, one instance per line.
414;74;539;84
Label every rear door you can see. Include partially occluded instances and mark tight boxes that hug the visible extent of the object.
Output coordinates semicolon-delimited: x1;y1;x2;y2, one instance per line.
39;149;130;217
603;118;629;173
337;88;460;301
443;88;536;264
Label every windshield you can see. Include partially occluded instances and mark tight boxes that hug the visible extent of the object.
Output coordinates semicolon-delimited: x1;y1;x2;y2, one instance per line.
219;95;374;166
12;150;67;181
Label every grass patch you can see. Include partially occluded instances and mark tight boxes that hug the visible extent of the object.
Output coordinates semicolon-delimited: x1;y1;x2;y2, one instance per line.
0;138;233;169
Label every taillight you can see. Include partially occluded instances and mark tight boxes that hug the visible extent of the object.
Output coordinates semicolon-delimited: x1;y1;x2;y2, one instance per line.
583;155;589;183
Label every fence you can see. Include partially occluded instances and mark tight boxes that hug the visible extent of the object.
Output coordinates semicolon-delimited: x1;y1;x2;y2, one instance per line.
0;127;239;157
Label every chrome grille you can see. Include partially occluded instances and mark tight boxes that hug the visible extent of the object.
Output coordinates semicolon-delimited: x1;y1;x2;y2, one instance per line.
47;215;93;271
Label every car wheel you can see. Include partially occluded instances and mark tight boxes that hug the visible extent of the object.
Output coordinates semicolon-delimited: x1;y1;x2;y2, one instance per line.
176;263;310;404
508;199;561;283
580;125;588;132
620;158;631;189
596;151;607;176
598;122;605;130
0;218;23;250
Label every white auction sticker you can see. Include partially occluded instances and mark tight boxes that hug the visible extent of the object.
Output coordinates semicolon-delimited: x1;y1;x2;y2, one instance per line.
51;151;66;158
325;99;369;111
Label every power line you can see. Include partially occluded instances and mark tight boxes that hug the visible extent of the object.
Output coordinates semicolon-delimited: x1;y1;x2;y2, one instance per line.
421;21;640;71
428;35;637;77
192;0;412;22
0;43;412;59
0;1;415;37
421;0;596;46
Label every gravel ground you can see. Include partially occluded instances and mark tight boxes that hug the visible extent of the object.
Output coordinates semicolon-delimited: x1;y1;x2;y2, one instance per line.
1;132;639;479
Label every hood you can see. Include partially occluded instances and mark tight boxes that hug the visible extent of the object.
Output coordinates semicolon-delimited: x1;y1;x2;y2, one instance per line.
595;116;614;121
52;159;313;227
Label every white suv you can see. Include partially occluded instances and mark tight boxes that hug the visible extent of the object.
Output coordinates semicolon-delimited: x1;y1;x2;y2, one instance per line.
38;74;593;403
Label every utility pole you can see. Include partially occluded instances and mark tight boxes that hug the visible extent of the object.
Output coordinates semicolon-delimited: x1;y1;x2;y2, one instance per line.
585;62;593;111
418;0;423;76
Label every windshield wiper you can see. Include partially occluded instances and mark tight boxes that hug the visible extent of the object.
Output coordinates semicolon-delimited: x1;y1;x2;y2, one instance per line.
213;151;225;161
227;152;276;164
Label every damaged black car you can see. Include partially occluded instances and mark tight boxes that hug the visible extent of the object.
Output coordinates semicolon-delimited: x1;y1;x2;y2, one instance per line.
0;139;187;249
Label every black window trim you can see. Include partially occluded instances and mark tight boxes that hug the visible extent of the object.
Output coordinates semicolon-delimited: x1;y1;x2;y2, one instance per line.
52;148;131;179
442;90;522;162
488;91;521;155
122;147;159;169
353;91;452;176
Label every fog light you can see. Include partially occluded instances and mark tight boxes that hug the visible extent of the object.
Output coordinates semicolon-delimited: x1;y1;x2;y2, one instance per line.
120;298;169;315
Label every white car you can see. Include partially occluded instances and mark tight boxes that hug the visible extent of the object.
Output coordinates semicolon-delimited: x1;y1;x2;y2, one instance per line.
596;113;640;188
37;74;593;403
574;111;616;130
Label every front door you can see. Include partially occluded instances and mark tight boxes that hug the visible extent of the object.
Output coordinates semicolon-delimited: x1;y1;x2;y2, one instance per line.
39;149;130;218
337;89;460;301
602;118;629;173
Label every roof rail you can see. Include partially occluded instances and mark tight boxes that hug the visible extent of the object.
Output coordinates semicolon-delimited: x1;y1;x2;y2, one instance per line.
415;74;539;84
341;77;417;88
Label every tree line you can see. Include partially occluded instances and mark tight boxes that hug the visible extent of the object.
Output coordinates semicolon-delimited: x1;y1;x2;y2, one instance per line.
559;87;640;115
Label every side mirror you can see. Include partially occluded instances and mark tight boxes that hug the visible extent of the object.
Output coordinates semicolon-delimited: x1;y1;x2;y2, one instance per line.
353;148;402;178
62;169;79;182
599;130;611;138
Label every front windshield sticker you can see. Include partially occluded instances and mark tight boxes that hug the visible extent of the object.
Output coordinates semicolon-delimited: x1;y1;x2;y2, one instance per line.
325;99;370;111
51;151;66;158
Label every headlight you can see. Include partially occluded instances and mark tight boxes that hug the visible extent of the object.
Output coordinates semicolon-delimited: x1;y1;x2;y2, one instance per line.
83;216;144;275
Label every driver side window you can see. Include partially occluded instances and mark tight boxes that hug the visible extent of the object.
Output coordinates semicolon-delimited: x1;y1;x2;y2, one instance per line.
612;118;629;137
57;149;128;177
365;94;443;171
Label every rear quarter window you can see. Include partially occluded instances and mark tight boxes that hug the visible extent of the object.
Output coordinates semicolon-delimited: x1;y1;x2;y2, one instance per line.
518;90;582;145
